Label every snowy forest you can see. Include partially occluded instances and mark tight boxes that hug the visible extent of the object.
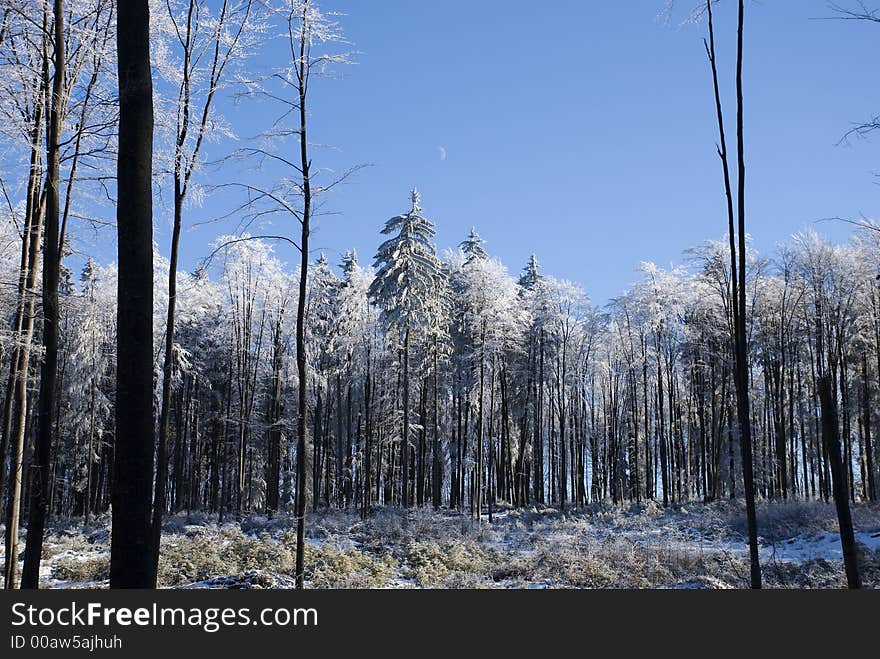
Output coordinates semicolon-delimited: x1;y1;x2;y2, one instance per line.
1;0;880;590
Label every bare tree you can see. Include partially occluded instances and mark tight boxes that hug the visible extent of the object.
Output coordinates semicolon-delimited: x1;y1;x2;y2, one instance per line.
826;3;880;234
227;0;352;588
703;0;761;588
150;0;258;586
1;0;117;589
19;0;65;590
20;0;115;589
1;0;49;590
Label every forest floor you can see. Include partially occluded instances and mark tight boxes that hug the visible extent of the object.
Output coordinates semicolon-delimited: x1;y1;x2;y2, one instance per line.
3;499;880;589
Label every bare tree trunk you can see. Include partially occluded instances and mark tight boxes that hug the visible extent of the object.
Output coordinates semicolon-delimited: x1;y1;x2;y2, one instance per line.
149;153;183;585
293;2;312;589
733;0;761;590
401;324;410;507
266;314;284;513
862;355;876;501
818;376;861;589
110;0;155;589
23;0;62;555
475;324;485;521
432;344;442;510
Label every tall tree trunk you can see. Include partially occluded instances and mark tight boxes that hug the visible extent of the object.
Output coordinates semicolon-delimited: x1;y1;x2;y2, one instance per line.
293;3;312;588
862;355;876;501
149;172;182;585
110;0;155;589
733;0;761;589
2;177;44;591
534;331;544;502
266;314;284;513
558;350;567;511
475;324;485;520
656;339;668;506
432;345;442;509
363;361;372;517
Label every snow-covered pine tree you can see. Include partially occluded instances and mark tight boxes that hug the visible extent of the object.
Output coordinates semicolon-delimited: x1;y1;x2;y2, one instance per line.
518;254;552;503
460;227;488;263
369;189;442;507
333;250;376;509
518;254;544;291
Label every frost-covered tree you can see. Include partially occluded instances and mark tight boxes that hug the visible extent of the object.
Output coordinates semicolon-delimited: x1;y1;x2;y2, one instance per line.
149;0;264;581
448;247;523;519
460;226;488;263
214;235;285;518
369;189;442;507
331;251;376;509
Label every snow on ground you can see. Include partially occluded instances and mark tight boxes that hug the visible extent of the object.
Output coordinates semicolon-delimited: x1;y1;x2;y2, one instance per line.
2;500;879;589
762;530;880;563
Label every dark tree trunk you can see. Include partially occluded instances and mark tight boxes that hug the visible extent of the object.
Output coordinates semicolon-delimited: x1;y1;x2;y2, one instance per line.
862;355;876;501
705;0;760;588
401;324;410;507
21;0;64;590
110;0;155;589
266;315;284;513
363;363;372;517
432;346;442;510
293;6;311;588
818;376;861;588
733;0;761;590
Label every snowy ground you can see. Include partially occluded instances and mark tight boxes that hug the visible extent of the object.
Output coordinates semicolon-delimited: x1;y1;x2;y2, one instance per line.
3;500;879;589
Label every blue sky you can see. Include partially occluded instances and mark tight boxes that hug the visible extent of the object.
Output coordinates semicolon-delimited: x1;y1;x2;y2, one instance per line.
155;0;880;306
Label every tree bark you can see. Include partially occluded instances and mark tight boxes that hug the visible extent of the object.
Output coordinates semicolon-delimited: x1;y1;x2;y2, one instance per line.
110;0;155;589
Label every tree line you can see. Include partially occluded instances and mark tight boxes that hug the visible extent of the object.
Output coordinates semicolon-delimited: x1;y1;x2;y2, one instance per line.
2;200;878;575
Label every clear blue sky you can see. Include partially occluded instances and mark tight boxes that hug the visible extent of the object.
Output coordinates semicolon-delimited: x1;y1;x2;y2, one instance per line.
156;0;880;306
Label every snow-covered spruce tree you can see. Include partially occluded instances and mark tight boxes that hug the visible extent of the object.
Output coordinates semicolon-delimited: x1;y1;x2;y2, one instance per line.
331;251;378;510
514;255;547;503
68;260;116;525
460;226;488;263
518;254;543;290
369;189;442;507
